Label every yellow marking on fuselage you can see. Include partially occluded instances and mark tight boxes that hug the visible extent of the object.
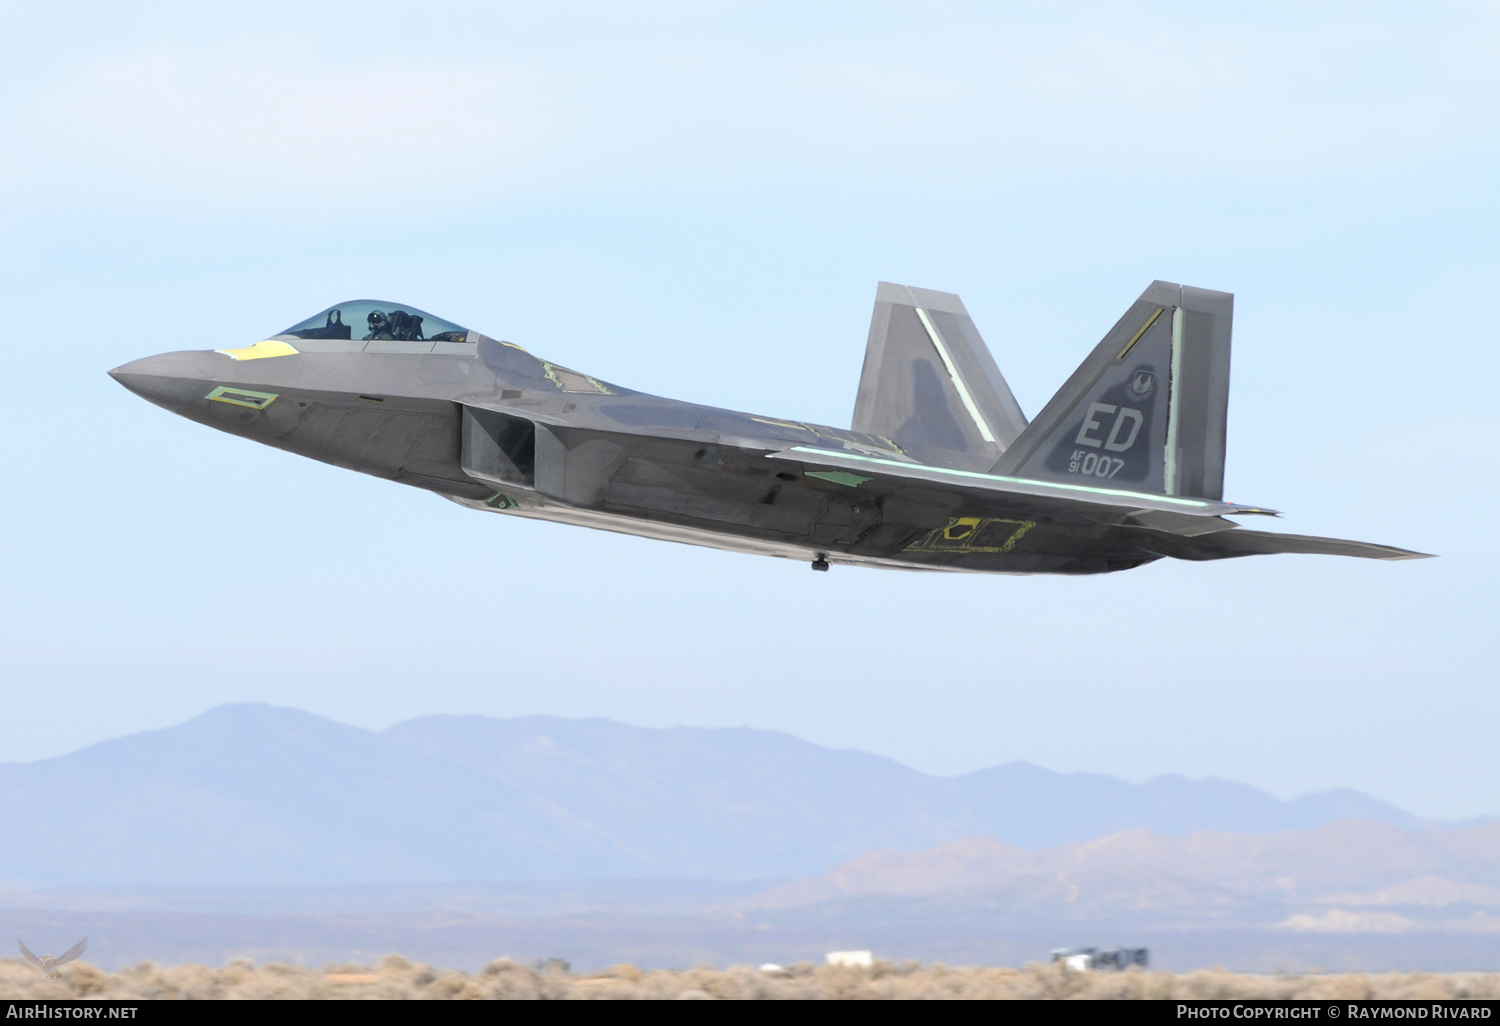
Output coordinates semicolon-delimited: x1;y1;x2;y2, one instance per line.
905;517;1036;555
216;340;301;361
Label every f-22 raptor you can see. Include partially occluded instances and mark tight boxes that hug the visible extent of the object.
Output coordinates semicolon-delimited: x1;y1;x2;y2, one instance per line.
109;281;1426;574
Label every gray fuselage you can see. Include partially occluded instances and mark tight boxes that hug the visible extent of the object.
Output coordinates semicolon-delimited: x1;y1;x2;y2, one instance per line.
108;290;1427;573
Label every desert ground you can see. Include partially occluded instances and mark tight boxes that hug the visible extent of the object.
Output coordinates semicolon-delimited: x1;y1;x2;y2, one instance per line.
3;958;1499;1000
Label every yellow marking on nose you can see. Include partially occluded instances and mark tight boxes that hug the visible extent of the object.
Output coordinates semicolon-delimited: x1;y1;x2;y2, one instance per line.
216;340;301;361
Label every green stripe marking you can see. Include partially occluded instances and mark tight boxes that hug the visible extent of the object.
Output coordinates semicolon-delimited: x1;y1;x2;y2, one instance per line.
806;470;871;488
785;447;1219;510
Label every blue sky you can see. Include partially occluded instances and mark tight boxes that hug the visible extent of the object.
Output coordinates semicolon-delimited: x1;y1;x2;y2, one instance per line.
2;1;1496;820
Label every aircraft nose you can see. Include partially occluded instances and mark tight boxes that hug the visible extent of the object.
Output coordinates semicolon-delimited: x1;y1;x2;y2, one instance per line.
108;351;224;410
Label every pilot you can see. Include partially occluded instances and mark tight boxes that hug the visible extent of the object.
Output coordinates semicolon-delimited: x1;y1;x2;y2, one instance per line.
365;310;393;340
364;310;425;341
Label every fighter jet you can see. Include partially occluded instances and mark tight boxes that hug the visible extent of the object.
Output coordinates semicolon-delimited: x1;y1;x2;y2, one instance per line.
108;281;1426;574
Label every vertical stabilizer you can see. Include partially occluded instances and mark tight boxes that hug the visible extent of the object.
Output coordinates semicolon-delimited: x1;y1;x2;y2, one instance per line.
992;281;1233;499
853;282;1028;470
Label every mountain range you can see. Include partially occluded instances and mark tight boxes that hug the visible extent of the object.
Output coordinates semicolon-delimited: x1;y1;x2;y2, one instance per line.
0;703;1444;887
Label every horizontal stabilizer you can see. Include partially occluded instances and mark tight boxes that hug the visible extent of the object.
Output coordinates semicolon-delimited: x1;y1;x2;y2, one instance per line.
1147;528;1432;562
1208;530;1432;560
853;283;1028;471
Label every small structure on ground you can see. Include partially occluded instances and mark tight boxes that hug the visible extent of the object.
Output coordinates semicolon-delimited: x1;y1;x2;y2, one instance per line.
1051;947;1149;972
826;950;873;968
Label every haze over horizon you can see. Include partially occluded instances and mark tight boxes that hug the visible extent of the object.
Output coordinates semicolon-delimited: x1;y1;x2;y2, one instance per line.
1;2;1496;821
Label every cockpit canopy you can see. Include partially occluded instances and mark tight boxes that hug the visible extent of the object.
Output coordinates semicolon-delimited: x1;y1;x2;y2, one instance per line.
279;301;470;343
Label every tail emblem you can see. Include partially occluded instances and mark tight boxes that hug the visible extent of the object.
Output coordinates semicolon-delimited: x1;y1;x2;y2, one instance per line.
1128;370;1156;400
